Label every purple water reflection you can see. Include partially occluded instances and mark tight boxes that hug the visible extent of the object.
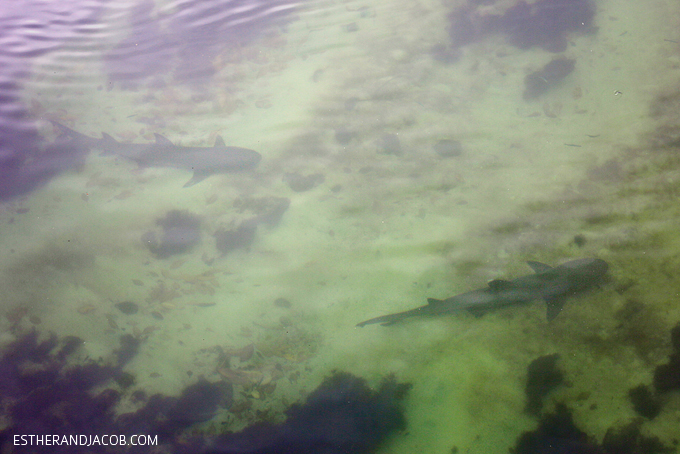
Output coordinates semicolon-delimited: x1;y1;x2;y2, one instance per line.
105;0;297;88
0;0;106;201
0;0;297;201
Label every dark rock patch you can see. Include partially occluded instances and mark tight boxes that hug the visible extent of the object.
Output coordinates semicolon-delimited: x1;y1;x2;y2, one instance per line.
448;0;596;54
203;371;411;454
524;353;564;416
143;210;201;259
513;403;674;454
114;301;139;315
215;219;258;255
524;58;576;100
233;196;290;227
653;322;680;392
602;419;674;454
115;334;140;367
513;403;604;454
0;330;234;454
335;127;354;145
284;172;325;192
628;384;661;420
274;297;292;308
214;197;290;256
254;197;290;227
433;139;463;158
377;133;402;156
345;97;360;110
573;234;587;247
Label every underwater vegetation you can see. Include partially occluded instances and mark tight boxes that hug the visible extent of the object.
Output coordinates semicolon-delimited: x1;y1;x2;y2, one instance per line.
512;404;674;454
653;321;680;392
200;372;411;454
627;322;680;420
514;324;680;453
524;354;564;416
447;0;596;55
512;403;603;454
0;331;409;454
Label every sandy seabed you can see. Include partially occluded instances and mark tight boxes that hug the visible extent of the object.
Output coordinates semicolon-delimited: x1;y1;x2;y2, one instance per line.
2;0;680;452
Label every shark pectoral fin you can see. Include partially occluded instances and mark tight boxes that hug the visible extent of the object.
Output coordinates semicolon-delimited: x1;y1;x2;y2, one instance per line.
183;171;211;188
545;296;567;321
154;133;174;146
465;307;490;318
527;261;554;273
427;298;445;305
214;136;226;147
488;279;514;291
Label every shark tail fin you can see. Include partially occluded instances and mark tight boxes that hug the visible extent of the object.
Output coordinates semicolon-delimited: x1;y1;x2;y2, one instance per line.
545;296;566;321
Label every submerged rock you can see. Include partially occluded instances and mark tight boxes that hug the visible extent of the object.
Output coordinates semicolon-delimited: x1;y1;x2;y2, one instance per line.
205;371;411;454
114;301;139;315
524;353;564;416
214;219;258;255
448;0;596;54
433;139;463;158
377;133;402;156
524;58;576;100
143;210;201;258
0;330;233;453
628;384;661;419
283;172;325;192
653;322;680;392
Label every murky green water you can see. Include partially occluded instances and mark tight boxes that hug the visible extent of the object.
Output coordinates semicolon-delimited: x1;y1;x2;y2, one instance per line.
1;0;680;452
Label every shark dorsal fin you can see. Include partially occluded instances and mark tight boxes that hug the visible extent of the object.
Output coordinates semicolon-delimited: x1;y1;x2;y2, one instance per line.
214;136;226;147
488;279;514;291
427;298;444;305
101;132;117;143
526;261;553;274
154;133;174;146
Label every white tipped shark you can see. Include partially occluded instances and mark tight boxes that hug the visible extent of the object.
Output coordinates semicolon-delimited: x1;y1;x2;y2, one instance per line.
357;258;609;327
51;121;261;187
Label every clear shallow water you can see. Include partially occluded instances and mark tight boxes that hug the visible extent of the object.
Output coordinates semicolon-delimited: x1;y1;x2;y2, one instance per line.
2;0;680;452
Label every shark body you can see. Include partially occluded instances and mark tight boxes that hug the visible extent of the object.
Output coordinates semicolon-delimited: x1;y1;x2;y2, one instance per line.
51;121;261;187
356;258;608;327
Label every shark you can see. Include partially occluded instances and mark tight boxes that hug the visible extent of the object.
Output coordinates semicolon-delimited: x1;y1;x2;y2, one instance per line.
356;258;609;327
50;121;262;187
